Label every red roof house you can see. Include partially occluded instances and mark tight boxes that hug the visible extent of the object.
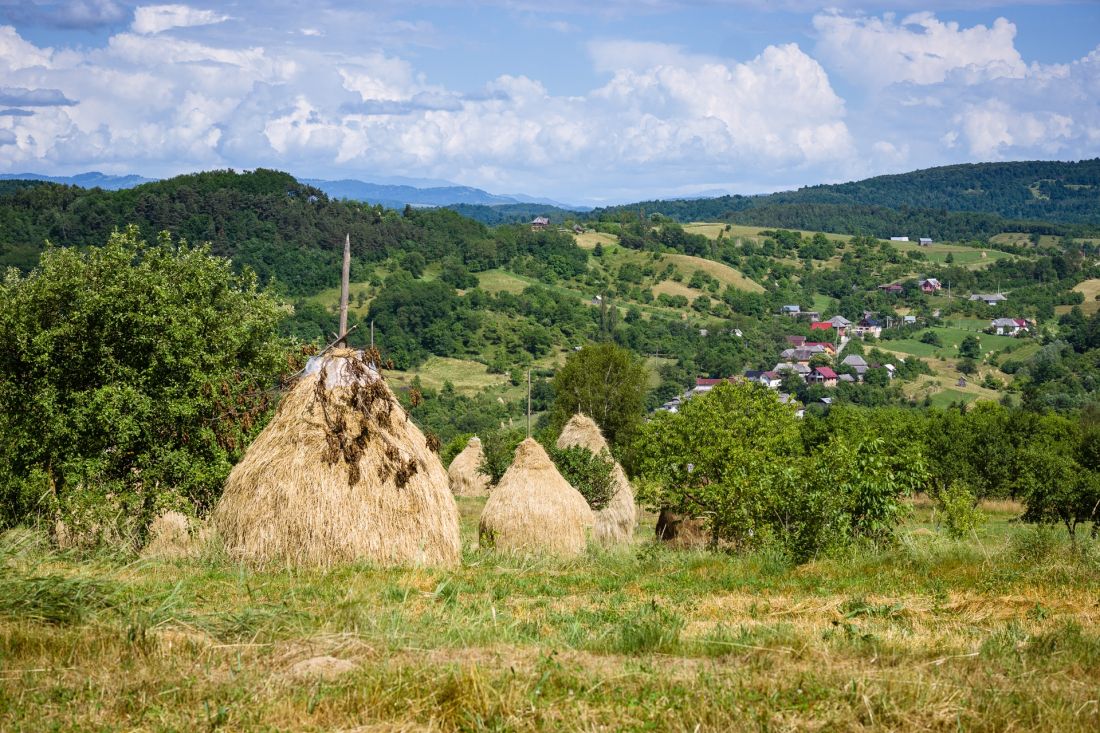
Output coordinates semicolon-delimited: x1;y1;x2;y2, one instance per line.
810;322;832;331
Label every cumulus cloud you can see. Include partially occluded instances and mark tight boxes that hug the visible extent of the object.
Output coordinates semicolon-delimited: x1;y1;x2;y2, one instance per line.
131;4;230;35
0;87;75;106
813;10;1026;87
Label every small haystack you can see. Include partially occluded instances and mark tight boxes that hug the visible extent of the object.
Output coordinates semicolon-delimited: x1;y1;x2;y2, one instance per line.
556;413;637;545
213;349;460;568
479;438;594;557
448;437;490;497
141;511;209;560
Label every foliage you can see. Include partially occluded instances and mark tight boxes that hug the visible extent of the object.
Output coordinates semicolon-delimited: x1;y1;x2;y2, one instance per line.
549;343;648;457
936;483;986;539
0;226;293;534
476;428;527;487
548;445;616;511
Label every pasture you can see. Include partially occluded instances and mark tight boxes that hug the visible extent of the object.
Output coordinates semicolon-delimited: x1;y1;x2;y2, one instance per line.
2;500;1099;731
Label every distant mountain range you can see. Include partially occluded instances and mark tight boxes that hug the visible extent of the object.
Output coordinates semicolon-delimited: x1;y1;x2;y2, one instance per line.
0;171;157;190
0;171;586;210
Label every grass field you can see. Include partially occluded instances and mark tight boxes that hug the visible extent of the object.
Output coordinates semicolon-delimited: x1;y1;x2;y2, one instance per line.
387;356;510;394
3;500;1099;731
661;253;765;293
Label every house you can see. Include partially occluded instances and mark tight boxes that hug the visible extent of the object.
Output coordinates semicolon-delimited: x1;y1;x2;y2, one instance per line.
572;224;585;234
531;216;550;230
819;397;834;405
853;316;883;339
828;315;851;337
780;305;801;316
919;237;933;246
746;370;781;389
991;317;1030;336
774;362;811;380
805;341;837;354
691;377;733;396
890;236;910;242
903;315;917;325
795;311;821;321
786;335;807;348
591;294;603;305
841;354;868;381
878;283;904;294
699;328;709;337
838;373;857;384
657;397;682;413
969;293;1007;306
810;321;833;332
884;364;897;379
919;278;942;293
810;366;838;388
778;392;805;418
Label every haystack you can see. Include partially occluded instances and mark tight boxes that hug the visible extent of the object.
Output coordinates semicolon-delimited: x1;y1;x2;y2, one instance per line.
479;438;594;557
556;413;637;545
213;349;461;568
141;511;209;560
447;436;490;497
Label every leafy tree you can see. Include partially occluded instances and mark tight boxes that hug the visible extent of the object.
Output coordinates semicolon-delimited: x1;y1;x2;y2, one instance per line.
959;335;982;359
919;331;942;347
0;226;293;534
549;343;648;455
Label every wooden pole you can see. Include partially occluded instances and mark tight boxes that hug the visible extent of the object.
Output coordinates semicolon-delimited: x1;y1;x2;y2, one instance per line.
337;233;350;344
527;369;532;438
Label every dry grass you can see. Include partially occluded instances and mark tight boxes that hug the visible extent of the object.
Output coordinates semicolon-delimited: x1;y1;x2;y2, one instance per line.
556;414;638;545
214;349;461;568
478;438;594;557
573;231;620;250
3;495;1100;731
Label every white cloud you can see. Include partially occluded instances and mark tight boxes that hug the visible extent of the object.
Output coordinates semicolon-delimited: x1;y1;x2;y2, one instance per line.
813;10;1026;87
131;4;230;35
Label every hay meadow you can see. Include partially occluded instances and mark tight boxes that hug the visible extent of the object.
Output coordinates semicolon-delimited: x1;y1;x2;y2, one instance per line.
3;498;1100;732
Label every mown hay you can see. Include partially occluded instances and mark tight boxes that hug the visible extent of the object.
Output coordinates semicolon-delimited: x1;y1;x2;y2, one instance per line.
479;438;594;557
213;349;460;568
448;437;490;497
141;511;209;560
556;414;637;545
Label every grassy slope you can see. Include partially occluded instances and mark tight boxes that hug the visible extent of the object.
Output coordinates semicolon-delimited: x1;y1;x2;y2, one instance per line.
3;502;1100;731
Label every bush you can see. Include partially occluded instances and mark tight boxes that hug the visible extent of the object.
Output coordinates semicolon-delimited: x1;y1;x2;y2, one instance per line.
936;483;985;539
477;428;527;487
548;445;615;511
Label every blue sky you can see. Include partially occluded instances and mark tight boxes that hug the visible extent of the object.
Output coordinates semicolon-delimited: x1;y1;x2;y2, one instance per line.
1;1;1098;204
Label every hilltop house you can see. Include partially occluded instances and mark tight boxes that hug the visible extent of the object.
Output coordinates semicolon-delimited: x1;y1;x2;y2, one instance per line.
919;278;941;293
828;315;851;337
991;317;1030;336
969;293;1007;306
531;216;550;231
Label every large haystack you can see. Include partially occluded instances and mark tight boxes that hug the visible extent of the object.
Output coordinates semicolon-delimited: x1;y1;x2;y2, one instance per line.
479;438;594;557
447;437;490;497
556;413;637;545
213;349;461;568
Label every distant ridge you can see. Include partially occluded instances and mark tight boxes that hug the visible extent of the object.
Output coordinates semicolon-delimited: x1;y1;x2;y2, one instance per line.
302;178;585;210
0;171;156;190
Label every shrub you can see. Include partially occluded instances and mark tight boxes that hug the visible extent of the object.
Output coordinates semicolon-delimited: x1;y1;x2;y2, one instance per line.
936;482;985;539
548;445;615;511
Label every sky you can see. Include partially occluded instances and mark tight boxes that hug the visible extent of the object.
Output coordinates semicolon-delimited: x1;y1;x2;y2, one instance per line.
1;1;1099;205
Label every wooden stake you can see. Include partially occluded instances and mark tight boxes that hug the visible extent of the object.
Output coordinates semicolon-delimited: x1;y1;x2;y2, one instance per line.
337;233;350;345
527;369;532;438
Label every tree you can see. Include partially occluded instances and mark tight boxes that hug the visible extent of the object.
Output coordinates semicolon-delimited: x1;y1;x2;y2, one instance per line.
0;226;293;534
549;343;648;455
959;335;982;359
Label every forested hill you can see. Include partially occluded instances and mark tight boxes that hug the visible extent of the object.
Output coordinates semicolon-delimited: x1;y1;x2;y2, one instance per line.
0;169;532;296
592;159;1100;235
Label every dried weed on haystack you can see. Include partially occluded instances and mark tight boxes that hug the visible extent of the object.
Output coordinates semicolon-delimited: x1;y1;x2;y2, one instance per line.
479;438;594;557
556;413;637;545
448;436;490;497
213;348;460;568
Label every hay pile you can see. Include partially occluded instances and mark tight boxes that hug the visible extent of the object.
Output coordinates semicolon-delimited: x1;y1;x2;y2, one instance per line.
447;436;490;497
556;413;637;545
213;349;461;568
141;511;210;560
479;438;593;557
